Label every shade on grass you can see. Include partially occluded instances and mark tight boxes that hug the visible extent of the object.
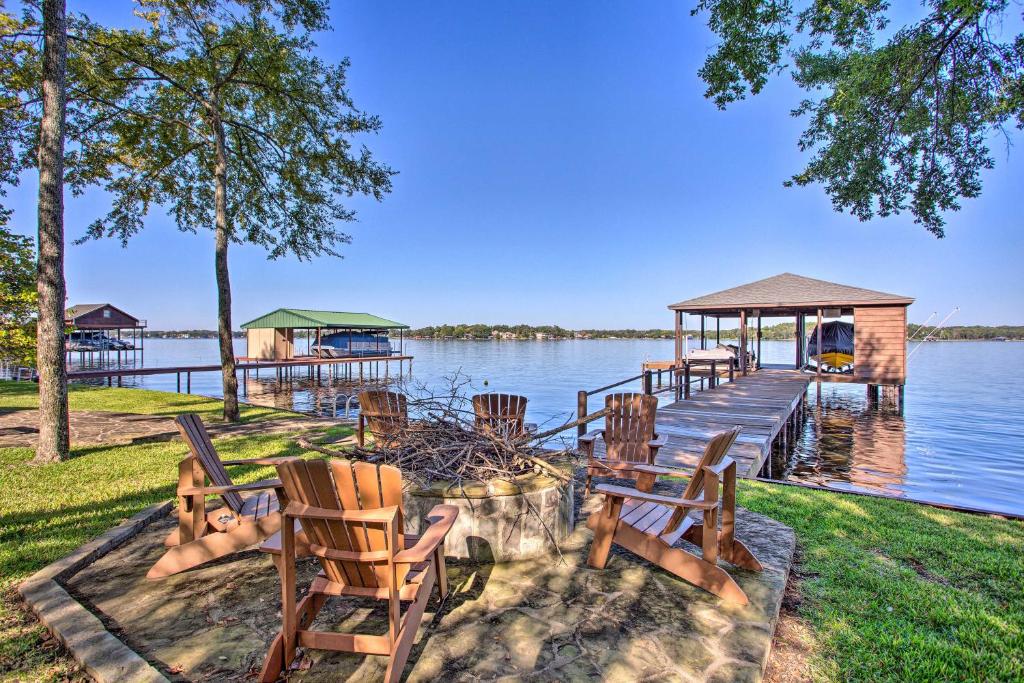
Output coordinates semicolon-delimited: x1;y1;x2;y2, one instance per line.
1;383;1021;681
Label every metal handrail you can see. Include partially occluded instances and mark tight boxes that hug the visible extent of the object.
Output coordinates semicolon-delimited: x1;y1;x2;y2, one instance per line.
584;373;645;396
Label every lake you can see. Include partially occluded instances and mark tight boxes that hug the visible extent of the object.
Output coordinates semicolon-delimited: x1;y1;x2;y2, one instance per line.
69;337;1024;516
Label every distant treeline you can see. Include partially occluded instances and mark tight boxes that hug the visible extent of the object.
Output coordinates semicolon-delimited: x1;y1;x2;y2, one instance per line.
410;323;1024;341
905;324;1024;340
145;324;1023;342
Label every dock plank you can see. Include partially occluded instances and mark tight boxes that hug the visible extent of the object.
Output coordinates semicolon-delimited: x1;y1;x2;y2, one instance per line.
653;370;809;477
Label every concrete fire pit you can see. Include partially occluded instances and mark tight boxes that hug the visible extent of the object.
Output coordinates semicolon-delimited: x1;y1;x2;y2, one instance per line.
403;464;574;562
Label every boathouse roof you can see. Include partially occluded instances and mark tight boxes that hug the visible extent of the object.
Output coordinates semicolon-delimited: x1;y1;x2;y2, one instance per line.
66;303;144;329
669;273;913;314
240;308;409;330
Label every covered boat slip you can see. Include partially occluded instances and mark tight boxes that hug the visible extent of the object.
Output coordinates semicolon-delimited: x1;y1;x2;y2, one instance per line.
240;308;409;361
669;273;914;391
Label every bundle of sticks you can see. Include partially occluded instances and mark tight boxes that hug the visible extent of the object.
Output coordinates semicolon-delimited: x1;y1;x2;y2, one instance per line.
297;375;605;491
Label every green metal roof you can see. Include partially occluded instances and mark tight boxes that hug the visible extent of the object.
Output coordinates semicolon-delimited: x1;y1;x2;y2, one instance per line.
240;308;408;330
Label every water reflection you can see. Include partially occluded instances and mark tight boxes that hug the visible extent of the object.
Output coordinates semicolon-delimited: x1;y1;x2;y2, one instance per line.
778;386;908;496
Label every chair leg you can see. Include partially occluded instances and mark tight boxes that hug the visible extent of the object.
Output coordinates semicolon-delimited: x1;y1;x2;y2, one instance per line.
617;523;749;604
586;496;623;569
259;591;326;682
147;513;280;579
384;568;436;683
683;526;763;572
434;544;448;599
584;471;593;495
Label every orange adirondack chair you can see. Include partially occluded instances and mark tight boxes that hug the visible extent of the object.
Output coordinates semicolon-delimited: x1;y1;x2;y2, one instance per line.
147;413;291;579
579;393;666;494
472;393;528;439
585;427;763;604
357;390;409;448
260;458;458;683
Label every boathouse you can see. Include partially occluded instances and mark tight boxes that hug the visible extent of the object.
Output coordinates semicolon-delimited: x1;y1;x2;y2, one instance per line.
668;273;914;389
240;308;408;361
65;303;146;354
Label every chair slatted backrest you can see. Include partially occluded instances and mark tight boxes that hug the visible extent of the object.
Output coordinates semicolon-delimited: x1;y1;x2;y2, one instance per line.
276;458;408;589
661;427;740;537
681;426;741;501
358;390;408;445
472;393;528;438
603;393;658;463
175;413;244;513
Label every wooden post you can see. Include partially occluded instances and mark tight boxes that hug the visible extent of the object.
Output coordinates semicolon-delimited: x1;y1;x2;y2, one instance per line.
739;309;748;376
816;308;823;383
729;357;734;382
642;370;653;395
757;315;762;370
715;317;720;346
674;310;683;368
684;362;691;399
700;315;706;350
710;360;717;388
577;390;588;437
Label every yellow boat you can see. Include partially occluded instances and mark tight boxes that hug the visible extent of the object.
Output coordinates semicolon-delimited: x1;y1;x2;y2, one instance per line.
807;321;855;373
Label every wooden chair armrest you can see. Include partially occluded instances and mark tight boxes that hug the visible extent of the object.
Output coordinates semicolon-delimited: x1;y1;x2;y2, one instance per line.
578;429;604;444
393;504;459;564
594;484;717;510
703;456;736;477
632;463;677;477
284;502;400;524
179;478;282;496
648;435;667;449
219;457;295;466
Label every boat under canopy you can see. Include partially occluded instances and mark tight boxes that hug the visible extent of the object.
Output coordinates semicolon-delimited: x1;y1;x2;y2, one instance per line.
806;321;855;373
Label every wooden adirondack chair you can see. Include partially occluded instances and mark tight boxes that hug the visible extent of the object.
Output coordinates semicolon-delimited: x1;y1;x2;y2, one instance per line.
357;390;409;448
259;458;458;683
472;393;528;439
579;392;666;494
585;427;763;604
147;413;291;579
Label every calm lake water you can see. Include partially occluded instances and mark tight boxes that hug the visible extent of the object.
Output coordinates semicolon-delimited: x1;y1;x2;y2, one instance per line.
70;338;1024;516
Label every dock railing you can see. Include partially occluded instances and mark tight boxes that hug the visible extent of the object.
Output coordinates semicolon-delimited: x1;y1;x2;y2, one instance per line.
577;358;737;437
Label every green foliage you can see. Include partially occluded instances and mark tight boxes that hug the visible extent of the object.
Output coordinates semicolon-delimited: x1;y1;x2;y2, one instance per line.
74;0;393;259
693;0;1024;235
0;220;36;366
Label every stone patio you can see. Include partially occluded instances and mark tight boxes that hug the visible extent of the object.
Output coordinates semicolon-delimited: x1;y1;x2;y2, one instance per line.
63;488;795;682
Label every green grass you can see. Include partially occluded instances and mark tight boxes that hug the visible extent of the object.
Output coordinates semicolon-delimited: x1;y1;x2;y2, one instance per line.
0;379;284;422
1;383;1022;681
737;481;1024;681
0;383;348;682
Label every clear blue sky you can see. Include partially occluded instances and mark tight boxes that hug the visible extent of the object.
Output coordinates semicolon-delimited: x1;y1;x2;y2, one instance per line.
5;1;1023;329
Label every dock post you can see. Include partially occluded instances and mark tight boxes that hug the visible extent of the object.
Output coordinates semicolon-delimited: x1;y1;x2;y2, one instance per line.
577;391;588;438
186;372;191;394
642;371;653;395
710;361;717;389
684;363;691;400
898;384;905;415
177;373;181;393
728;358;734;383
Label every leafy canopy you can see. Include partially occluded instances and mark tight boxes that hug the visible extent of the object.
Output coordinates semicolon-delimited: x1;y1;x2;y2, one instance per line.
0;218;36;366
76;0;393;258
693;0;1024;236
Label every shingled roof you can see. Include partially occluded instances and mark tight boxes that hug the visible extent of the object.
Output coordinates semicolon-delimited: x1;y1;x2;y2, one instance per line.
669;273;913;312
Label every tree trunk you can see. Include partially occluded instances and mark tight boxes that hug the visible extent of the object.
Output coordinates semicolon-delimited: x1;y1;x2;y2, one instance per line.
33;0;70;463
213;114;239;422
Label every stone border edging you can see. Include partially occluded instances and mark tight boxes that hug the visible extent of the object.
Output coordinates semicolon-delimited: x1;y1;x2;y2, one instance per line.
18;502;174;683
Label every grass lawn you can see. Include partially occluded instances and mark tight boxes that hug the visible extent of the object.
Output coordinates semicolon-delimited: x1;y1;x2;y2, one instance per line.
0;379;284;423
1;383;1022;682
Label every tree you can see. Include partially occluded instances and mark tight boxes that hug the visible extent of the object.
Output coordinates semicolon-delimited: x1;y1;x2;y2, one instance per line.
693;0;1024;236
78;0;393;421
0;219;37;367
33;0;70;462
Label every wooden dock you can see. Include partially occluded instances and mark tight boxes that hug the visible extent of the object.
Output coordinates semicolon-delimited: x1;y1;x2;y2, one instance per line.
650;369;810;477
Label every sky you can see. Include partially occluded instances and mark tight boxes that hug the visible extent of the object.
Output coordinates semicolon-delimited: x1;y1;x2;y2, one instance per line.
4;1;1023;329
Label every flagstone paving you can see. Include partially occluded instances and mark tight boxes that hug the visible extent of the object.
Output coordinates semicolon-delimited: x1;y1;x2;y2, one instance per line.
66;479;795;682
